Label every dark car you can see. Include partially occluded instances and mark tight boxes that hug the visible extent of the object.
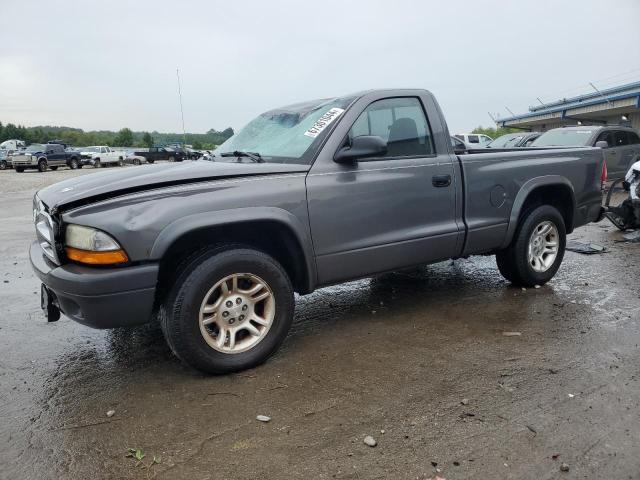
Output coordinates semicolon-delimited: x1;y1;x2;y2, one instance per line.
451;136;469;154
532;126;640;178
134;146;186;163
485;132;541;148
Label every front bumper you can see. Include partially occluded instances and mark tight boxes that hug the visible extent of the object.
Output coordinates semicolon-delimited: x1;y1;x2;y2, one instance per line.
30;241;159;328
12;156;37;167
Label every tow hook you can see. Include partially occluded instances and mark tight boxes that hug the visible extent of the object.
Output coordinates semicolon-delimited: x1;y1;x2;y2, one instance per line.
40;284;61;322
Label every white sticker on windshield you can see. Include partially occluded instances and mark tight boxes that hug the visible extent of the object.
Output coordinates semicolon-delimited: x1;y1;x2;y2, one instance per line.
304;108;345;138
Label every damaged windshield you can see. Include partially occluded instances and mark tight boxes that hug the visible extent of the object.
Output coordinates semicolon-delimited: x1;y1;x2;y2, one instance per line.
215;95;356;164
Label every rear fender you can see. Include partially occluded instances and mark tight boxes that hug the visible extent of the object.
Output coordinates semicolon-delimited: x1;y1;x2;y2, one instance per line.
501;175;575;249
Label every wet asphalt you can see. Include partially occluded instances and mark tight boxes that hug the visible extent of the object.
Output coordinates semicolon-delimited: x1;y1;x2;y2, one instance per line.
1;167;639;480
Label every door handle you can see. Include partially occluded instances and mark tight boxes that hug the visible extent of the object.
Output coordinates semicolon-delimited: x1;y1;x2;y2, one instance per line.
432;174;451;187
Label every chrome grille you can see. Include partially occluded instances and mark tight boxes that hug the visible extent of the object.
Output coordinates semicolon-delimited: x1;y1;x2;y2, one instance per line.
33;197;59;264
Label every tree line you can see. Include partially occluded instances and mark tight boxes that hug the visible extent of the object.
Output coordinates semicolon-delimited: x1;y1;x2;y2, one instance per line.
471;126;521;138
0;122;234;150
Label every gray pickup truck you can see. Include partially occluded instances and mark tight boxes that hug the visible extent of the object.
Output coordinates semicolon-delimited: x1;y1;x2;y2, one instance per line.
30;89;606;374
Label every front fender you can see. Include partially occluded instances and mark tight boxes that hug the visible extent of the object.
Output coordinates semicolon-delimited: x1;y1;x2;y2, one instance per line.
150;206;317;290
501;175;575;249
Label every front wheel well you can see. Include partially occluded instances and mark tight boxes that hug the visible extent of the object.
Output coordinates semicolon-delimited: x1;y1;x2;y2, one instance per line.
519;184;574;233
154;221;312;307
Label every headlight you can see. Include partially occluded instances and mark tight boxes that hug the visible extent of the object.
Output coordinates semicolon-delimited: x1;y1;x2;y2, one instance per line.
65;224;129;265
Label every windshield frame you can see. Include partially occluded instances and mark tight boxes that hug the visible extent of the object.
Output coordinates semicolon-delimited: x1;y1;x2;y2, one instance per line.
214;95;359;165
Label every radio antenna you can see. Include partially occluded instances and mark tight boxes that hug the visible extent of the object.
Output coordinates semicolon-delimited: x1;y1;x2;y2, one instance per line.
176;68;187;147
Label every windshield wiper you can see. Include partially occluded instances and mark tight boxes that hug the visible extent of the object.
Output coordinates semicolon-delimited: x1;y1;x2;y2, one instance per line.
220;150;265;163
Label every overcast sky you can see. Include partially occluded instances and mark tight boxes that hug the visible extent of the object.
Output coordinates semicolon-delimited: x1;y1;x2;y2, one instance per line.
2;0;640;134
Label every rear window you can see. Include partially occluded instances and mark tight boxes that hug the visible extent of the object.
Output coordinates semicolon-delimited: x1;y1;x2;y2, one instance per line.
467;135;479;143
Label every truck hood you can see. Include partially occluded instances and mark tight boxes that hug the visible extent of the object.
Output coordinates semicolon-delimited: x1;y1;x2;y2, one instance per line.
37;160;310;211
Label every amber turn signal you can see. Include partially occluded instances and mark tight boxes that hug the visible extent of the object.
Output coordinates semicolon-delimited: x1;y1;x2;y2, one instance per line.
65;247;129;265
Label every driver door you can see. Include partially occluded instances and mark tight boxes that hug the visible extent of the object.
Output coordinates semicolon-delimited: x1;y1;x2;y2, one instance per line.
306;96;460;285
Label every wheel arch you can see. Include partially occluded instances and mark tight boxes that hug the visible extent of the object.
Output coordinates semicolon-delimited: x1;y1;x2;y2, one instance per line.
151;208;317;296
501;176;575;248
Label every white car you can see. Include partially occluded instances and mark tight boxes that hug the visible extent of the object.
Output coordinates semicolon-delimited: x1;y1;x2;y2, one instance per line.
454;133;493;147
80;146;124;168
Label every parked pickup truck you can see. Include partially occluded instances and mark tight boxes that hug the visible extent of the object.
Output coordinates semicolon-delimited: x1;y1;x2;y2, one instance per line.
13;143;82;172
79;146;124;168
134;146;186;163
30;89;606;374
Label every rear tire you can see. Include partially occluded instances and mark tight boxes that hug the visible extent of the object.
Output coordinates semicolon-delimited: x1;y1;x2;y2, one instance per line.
160;247;295;374
496;205;566;287
38;159;47;172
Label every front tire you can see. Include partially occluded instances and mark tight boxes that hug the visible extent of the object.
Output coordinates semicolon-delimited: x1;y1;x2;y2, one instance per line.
94;159;101;168
38;159;47;172
496;205;566;287
69;158;79;169
160;247;294;374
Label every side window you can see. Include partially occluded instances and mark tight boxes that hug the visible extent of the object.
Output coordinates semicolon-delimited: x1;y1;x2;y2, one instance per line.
467;135;479;144
627;131;640;145
614;131;629;147
347;97;434;158
596;131;614;146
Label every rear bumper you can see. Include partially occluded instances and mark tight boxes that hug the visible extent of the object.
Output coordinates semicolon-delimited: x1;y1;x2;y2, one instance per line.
30;241;158;328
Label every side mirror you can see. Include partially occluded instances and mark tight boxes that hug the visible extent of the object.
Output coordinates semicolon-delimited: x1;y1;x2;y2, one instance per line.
334;135;387;163
595;140;609;149
453;146;467;155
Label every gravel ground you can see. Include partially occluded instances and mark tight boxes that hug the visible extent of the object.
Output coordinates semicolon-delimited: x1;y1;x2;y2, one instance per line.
1;167;639;480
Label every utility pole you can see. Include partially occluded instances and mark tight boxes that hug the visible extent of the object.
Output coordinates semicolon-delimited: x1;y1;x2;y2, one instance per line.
176;68;187;147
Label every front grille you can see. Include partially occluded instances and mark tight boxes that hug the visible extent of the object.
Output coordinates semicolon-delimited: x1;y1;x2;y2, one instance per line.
34;197;59;264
